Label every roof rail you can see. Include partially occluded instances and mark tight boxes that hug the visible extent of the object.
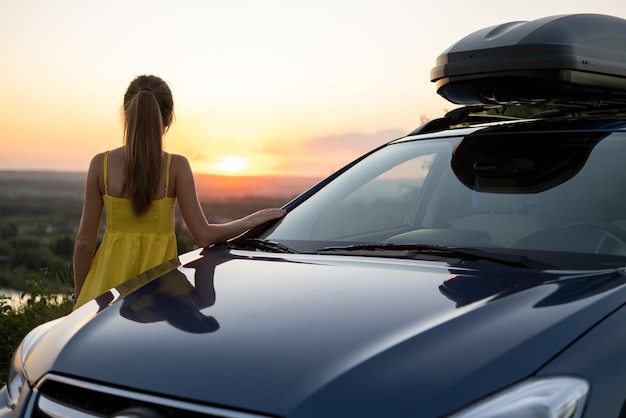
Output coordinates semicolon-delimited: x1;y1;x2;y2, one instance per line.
409;106;517;135
409;103;626;136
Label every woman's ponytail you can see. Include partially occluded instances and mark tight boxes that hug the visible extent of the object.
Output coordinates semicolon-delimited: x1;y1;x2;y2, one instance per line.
122;75;174;216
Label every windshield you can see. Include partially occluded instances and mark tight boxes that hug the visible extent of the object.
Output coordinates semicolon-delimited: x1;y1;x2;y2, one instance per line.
260;130;626;270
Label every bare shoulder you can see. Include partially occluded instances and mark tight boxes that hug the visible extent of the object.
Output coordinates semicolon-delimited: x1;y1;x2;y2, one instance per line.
84;152;107;193
169;153;193;174
169;154;195;196
169;153;190;165
106;147;125;164
89;147;121;168
87;152;106;173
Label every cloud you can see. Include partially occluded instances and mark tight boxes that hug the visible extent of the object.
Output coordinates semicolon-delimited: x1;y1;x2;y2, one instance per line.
303;129;405;153
265;128;406;155
265;129;406;177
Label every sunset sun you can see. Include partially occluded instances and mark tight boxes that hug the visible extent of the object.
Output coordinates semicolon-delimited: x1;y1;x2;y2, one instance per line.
212;156;250;174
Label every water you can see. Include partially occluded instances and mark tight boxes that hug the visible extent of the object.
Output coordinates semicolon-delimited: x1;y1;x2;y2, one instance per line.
0;288;29;311
0;289;66;312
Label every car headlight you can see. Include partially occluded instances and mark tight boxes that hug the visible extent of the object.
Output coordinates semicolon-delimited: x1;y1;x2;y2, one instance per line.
449;377;589;418
5;318;62;409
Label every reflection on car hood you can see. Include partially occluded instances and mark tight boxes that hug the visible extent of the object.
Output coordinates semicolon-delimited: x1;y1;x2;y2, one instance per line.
28;247;626;417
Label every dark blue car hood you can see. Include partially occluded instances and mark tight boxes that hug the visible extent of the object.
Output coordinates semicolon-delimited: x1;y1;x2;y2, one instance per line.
26;247;626;417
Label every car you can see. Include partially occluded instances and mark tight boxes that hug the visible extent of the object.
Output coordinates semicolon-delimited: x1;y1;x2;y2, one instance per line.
4;12;626;418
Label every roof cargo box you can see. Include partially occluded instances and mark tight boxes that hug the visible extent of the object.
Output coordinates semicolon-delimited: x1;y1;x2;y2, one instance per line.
431;14;626;106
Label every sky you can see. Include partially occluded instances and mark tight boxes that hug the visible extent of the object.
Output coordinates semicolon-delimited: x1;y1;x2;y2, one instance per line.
2;0;626;178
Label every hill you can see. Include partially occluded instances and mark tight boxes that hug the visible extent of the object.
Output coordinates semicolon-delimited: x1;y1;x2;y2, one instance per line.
0;171;320;201
193;173;320;200
0;171;86;199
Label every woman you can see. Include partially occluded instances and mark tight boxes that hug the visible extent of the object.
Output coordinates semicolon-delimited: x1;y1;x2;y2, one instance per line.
72;74;285;309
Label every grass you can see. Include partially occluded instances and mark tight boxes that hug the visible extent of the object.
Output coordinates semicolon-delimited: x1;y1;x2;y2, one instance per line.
0;271;73;385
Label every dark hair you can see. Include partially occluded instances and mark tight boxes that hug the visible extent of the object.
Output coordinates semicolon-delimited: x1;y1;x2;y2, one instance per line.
122;75;174;215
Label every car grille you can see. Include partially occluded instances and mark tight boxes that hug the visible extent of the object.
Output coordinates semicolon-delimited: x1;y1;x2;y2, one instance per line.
29;374;275;418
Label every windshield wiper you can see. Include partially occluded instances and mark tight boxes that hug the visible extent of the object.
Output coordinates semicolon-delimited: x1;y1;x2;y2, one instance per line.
314;243;553;269
240;238;298;254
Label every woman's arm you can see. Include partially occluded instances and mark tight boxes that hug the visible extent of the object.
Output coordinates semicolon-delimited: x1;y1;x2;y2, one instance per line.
174;155;285;247
73;154;105;297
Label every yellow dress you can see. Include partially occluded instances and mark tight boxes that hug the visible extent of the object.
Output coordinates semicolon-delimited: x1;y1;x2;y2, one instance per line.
74;152;178;309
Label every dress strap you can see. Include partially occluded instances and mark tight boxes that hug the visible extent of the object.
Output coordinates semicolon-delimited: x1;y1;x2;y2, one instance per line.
103;151;109;196
164;153;173;198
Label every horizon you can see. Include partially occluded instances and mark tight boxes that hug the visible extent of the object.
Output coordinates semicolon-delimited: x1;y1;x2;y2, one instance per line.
2;1;626;177
0;168;322;179
0;169;322;200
